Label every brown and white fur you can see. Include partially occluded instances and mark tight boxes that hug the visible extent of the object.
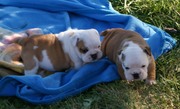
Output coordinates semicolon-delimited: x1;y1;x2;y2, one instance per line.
15;29;102;75
101;28;156;85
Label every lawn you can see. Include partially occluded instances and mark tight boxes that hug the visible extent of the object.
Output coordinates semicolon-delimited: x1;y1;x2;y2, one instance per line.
0;0;179;109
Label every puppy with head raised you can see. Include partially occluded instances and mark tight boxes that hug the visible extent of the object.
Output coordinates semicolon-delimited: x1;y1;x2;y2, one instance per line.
101;28;156;85
16;29;102;76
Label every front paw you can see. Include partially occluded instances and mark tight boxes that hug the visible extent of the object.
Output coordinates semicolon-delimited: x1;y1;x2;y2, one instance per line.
146;79;156;85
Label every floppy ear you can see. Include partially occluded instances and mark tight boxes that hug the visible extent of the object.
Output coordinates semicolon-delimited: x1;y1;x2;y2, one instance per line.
117;43;129;62
100;29;109;36
117;49;122;56
69;32;80;46
144;46;152;56
89;28;99;36
117;49;125;62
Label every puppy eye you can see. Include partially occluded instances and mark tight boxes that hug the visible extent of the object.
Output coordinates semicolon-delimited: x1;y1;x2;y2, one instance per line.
125;67;130;70
98;45;101;48
142;65;146;68
80;48;88;53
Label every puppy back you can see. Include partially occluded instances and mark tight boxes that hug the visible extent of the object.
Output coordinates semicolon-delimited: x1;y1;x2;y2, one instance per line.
101;29;122;62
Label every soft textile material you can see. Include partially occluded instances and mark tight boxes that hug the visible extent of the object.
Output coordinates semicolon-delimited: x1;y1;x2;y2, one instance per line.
0;0;176;104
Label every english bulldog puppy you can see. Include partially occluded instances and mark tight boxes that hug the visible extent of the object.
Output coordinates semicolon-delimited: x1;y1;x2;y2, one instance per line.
101;28;156;85
15;29;102;75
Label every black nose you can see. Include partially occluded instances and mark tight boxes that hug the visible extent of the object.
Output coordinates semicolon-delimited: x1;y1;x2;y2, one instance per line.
132;73;139;79
91;53;97;60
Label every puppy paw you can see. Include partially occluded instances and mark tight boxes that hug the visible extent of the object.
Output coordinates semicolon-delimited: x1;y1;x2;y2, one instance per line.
146;79;156;85
25;28;43;37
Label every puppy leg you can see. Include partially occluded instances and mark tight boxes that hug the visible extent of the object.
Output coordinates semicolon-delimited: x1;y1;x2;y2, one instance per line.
25;28;43;37
146;57;156;85
21;51;39;75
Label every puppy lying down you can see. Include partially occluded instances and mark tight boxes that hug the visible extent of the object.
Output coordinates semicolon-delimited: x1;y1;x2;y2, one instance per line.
0;28;103;76
101;28;156;85
15;29;103;76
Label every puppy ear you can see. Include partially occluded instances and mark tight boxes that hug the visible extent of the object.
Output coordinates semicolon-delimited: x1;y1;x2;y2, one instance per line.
68;31;75;37
144;46;152;56
117;49;125;62
70;32;80;46
101;28;119;36
100;29;109;36
117;49;122;55
89;29;99;36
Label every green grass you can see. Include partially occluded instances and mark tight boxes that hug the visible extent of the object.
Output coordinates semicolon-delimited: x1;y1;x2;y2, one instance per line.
0;0;180;108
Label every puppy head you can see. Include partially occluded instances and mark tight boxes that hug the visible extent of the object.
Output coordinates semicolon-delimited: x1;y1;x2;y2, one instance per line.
118;41;151;81
70;29;102;63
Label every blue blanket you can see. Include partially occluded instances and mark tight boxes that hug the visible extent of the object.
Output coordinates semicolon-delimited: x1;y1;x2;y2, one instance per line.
0;0;176;104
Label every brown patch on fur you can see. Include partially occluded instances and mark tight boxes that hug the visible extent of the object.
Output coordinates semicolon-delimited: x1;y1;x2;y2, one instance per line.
101;28;156;82
16;34;72;73
76;39;88;54
143;46;152;56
